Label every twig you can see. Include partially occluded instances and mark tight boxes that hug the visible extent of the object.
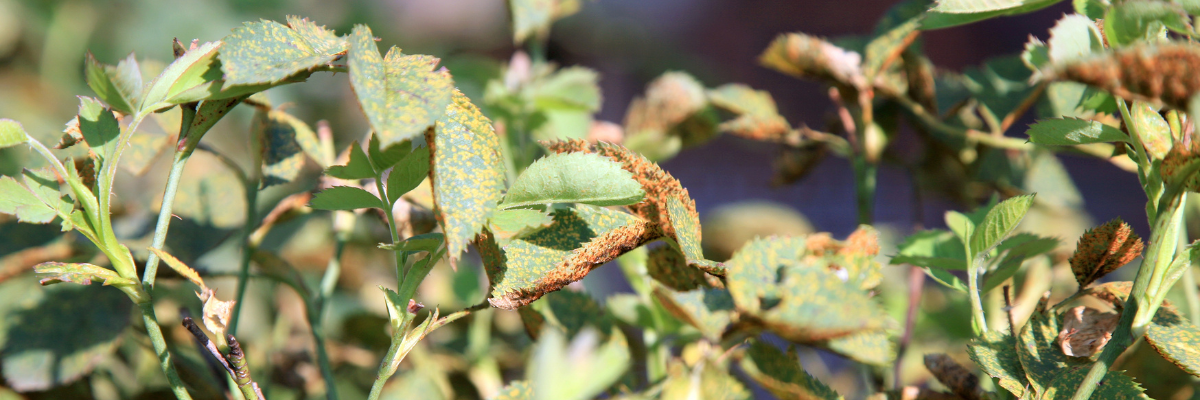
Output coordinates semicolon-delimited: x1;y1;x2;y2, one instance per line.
181;317;236;378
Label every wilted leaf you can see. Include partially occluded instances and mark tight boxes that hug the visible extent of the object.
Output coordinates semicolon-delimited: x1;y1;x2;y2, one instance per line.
32;262;136;287
219;16;347;86
349;25;454;145
1054;43;1200;111
1070;218;1143;288
1039;366;1148;399
923;354;982;400
967;330;1027;397
646;246;708;291
1058;306;1118;357
430;90;508;259
197;288;235;338
759;33;865;88
0;282;132;391
478;205;655;309
1026;118;1128;146
140;41;221;112
739;341;842;400
310;186;382;211
652;286;734;339
501;152;645;209
891;230;967;270
147;248;205;288
969;194;1035;259
528;327;630;400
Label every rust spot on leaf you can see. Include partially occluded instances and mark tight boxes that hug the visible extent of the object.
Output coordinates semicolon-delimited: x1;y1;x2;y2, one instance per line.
1069;218;1143;288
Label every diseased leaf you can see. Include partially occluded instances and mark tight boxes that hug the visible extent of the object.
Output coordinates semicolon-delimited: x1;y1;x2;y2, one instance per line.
430;90;508;259
257;110;314;187
1039;366;1148;399
489;208;554;240
1130;101;1173;160
120;131;169;176
969;194;1035;259
891;229;967;270
1026;118;1128;146
325;140;377;180
219;16;347;86
863;18;920;81
665;195;708;268
1069;218;1144;288
968;330;1028;397
740;341;842;400
1058;306;1118;357
707;84;791;141
501;152;645;209
923;354;983;400
1054;43;1200;111
0;281;132;391
646;246;709;291
32;262;136;287
660;360;751;400
759;33;865;88
1144;299;1200;377
521;290;613;340
1017;306;1086;395
386;146;430;204
310;186;382;211
140;41;222;112
478;205;655;309
820;330;894;366
349;25;454;145
492;381;532;400
511;0;554;44
652;286;734;340
1161;140;1200;192
621;72;712;160
0;119;26;148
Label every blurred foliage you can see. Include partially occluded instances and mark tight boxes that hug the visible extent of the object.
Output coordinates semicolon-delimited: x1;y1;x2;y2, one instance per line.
2;0;1200;399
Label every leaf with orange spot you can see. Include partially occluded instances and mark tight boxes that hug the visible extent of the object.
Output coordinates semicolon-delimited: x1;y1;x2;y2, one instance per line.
430;90;508;259
477;205;655;309
1069;218;1144;288
646;245;709;291
1054;43;1200;111
348;25;454;145
219;16;347;86
707;84;791;141
759;33;865;88
651;286;734;340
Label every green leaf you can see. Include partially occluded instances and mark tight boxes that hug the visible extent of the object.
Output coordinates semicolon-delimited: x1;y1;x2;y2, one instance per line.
310;186;382;211
257;110;315;188
0;119;26;148
0;176;58;224
84;52;136;114
386;146;430;205
21;169;73;225
652;286;734;340
219;16;347;86
967;330;1028;397
646;245;709;291
923;0;1060;30
666;196;708;269
478;205;653;309
140;41;221;113
119;131;169;176
348;25;454;145
1130;101;1173;160
0;281;132;391
378;232;445;253
528;327;630;400
891;229;968;270
1017;307;1086;395
492;381;533;400
490;208;554;240
1040;367;1148;399
969;194;1035;260
1105;0;1192;48
528;66;602;111
511;0;555;44
821;330;894;366
379;370;449;400
368;133;413;172
1046;14;1105;65
325;141;377;180
77;97;121;162
523;290;614;340
923;267;969;292
983;234;1058;292
706;84;791;140
660;361;751;400
501;152;645;209
740;341;842;400
1026;117;1128;146
726;236;889;342
431;90;508;259
32;262;137;288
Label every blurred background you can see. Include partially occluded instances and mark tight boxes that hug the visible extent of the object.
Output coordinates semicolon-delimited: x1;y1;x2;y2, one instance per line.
0;0;1178;399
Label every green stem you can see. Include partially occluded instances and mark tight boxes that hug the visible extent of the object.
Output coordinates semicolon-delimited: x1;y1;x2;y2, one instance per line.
367;323;407;400
142;106;197;287
852;156;876;225
139;301;194;400
967;255;988;335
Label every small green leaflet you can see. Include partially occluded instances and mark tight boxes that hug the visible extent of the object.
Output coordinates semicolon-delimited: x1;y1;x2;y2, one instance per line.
0;119;27;148
490;208;554;239
528;66;602;111
969;194;1035;260
1046;14;1104;65
1026;118;1128;146
140;41;222;113
33;262;137;287
309;186;381;211
891;229;968;270
1104;1;1193;48
511;0;555;44
0;175;62;225
386;146;430;205
500;152;645;209
325;141;376;180
219;16;348;86
77;97;121;162
348;25;454;145
923;0;1060;30
84;52;140;114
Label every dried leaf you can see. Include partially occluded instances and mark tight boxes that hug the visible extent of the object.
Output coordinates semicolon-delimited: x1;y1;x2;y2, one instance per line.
197;288;235;337
1069;218;1143;288
923;354;982;400
1058;306;1118;357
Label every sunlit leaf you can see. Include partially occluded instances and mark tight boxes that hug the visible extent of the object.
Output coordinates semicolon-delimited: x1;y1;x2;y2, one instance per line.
490;208;553;240
707;84;791;141
967;330;1027;397
84;52;137;114
740;341;841;400
923;0;1059;30
1070;218;1143;288
660;361;750;400
310;186;382;211
0;119;25;148
349;25;454;145
891;229;967;270
492;381;533;400
0;281;132;391
501;152;644;209
622;72;712;159
431;90;508;258
1039;366;1148;399
0;176;58;224
146;248;204;288
219;16;347;86
1026;117;1128;146
32;262;136;287
1046;13;1105;66
140;41;221;112
983;234;1058;292
528;66;602;111
76;97;120;162
1104;1;1192;48
646;245;709;291
511;0;554;44
969;194;1035;259
821;330;894;366
1017;306;1086;395
863;18;920;81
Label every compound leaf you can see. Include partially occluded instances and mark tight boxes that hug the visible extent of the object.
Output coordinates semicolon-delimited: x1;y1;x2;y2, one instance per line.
349;25;454;145
219;16;347;86
430;90;508;259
